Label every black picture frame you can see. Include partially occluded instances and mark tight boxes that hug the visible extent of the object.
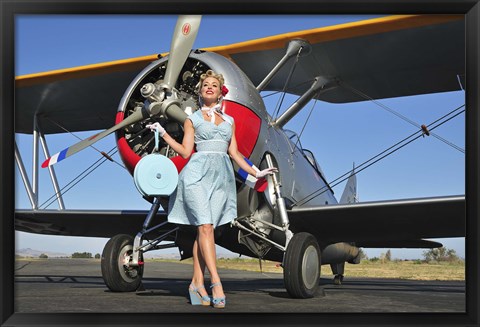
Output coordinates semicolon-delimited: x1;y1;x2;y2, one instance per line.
1;1;478;326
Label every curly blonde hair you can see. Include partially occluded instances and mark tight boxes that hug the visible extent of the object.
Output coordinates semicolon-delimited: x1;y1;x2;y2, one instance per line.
198;69;225;91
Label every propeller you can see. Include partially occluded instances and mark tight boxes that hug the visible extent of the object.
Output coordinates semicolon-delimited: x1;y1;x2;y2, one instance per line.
42;15;202;168
163;15;201;91
41;107;148;168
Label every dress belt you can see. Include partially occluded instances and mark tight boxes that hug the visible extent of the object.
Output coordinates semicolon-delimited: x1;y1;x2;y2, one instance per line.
196;140;228;153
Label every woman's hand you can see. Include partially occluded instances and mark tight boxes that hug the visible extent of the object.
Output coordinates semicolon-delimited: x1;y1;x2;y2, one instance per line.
256;167;278;178
146;122;166;137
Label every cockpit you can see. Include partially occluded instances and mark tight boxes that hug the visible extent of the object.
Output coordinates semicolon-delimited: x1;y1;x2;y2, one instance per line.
284;129;327;182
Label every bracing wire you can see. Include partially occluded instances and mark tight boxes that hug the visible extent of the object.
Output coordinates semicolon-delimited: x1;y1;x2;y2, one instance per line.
293;99;317;152
39;147;118;209
271;48;303;121
342;82;465;153
294;130;423;207
46;117;128;169
262;79;315;100
293;105;465;207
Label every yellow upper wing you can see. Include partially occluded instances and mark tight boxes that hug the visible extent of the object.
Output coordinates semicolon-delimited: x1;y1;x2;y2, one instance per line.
15;15;464;134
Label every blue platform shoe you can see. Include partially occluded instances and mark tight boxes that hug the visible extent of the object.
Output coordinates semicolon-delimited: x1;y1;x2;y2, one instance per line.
188;284;211;306
210;282;226;309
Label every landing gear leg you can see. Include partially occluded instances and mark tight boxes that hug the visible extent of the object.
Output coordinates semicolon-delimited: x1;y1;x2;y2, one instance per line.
101;197;177;292
264;154;321;298
331;262;345;285
333;274;344;285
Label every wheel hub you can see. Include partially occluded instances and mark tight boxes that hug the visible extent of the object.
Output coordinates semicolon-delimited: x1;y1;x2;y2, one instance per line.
302;245;320;289
118;245;139;282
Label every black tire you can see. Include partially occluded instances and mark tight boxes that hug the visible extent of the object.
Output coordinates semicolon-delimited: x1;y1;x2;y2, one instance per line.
283;232;321;298
101;234;144;292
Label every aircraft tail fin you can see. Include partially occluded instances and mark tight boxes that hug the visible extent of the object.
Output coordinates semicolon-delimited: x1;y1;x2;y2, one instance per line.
339;165;358;204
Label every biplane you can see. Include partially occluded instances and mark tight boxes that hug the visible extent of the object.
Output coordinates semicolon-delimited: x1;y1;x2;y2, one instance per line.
15;15;465;298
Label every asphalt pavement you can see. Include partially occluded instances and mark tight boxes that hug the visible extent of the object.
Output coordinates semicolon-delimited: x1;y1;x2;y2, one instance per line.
13;258;465;314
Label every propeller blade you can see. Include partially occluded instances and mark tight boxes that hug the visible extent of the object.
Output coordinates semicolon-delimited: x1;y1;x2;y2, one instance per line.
165;103;188;124
163;15;201;90
42;16;202;168
42;107;149;168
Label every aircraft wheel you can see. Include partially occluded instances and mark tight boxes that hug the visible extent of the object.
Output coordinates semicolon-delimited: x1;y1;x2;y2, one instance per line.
101;234;144;292
283;232;321;298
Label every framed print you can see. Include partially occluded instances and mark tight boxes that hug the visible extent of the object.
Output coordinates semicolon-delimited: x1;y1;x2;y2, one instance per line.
2;1;479;326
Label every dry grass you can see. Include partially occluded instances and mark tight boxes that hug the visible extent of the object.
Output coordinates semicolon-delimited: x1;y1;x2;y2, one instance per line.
153;258;465;281
322;260;465;281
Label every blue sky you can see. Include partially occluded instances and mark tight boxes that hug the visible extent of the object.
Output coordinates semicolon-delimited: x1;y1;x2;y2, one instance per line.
15;15;465;260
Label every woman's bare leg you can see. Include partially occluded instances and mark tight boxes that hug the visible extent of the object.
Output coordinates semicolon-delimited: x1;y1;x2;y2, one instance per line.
190;235;208;297
197;224;225;299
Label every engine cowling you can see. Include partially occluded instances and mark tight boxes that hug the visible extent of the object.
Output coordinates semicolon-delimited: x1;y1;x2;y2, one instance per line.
114;52;264;176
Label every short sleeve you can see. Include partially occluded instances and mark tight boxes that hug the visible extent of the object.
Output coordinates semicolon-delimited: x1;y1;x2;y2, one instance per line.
186;110;200;129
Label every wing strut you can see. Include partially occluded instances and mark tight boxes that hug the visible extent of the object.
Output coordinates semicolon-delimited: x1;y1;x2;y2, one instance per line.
37;121;66;209
15;116;66;210
273;76;337;128
15;142;36;209
256;39;311;92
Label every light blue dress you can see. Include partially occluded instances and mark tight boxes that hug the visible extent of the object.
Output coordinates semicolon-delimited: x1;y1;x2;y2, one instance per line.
167;109;237;227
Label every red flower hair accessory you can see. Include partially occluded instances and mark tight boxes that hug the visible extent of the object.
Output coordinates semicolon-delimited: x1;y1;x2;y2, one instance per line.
221;85;229;97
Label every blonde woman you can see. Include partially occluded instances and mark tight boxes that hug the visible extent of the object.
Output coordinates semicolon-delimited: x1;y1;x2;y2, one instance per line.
147;70;276;308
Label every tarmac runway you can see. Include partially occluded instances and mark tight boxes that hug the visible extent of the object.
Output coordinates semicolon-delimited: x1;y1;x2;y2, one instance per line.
12;258;465;315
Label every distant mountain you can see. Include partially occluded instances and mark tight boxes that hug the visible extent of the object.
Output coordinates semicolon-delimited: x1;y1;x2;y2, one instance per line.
16;248;69;258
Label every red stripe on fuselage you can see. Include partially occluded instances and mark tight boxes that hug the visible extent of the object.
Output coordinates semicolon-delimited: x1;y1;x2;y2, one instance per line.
223;101;261;157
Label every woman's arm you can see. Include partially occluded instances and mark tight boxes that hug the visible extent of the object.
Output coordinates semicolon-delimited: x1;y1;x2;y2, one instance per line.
228;123;276;177
151;119;195;159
